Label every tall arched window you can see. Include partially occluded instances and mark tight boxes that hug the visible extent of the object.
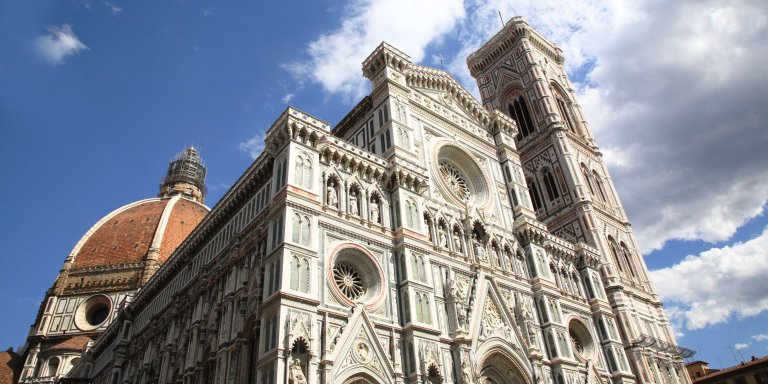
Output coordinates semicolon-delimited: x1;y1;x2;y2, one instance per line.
294;154;312;189
592;170;608;202
47;357;60;377
290;256;310;293
556;96;576;133
542;169;560;201
527;178;543;211
291;214;311;246
581;164;595;196
412;255;426;282
607;237;624;274
620;242;637;278
507;96;536;139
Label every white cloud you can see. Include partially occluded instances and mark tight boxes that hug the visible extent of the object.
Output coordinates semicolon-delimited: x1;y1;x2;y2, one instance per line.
442;0;768;253
284;0;465;101
34;24;88;65
282;93;295;103
104;1;122;14
752;334;768;342
650;225;768;330
735;343;750;351
239;132;266;160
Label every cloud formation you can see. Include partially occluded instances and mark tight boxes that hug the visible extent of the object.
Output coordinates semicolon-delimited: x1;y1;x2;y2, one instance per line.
650;225;768;330
752;334;768;342
284;0;465;101
734;343;750;351
239;132;265;159
34;24;88;65
445;0;768;253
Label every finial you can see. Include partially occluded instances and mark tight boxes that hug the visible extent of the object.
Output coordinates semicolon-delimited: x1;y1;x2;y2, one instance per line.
159;146;207;203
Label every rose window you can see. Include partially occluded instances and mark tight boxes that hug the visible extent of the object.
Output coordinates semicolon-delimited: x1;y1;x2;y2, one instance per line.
431;142;490;207
333;262;364;300
439;161;470;202
328;244;386;309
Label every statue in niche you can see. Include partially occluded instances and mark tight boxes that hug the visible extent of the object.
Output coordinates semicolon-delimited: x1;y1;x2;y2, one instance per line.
370;200;380;223
453;230;462;252
349;190;359;215
327;181;338;207
438;226;448;248
492;246;501;268
473;235;486;261
288;358;307;384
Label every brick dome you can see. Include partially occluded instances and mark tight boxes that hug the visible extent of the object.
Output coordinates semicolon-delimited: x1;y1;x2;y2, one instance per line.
67;196;209;269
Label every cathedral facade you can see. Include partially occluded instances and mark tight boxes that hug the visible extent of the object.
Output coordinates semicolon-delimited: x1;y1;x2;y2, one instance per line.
26;17;691;384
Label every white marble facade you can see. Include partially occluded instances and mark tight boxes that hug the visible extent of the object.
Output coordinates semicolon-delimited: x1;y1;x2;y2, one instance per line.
75;18;691;384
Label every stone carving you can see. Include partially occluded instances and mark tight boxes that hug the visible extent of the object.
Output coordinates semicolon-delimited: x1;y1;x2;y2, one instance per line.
288;358;307;384
453;230;462;252
438;226;448;248
473;235;486;261
327;181;338;207
370;200;380;223
349;190;359;215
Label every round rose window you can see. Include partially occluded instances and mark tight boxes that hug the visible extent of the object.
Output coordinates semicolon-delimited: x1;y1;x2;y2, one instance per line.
327;244;386;309
333;262;364;300
431;142;490;207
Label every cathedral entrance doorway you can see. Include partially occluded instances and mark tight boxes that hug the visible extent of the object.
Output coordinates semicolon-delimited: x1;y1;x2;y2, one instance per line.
478;352;528;384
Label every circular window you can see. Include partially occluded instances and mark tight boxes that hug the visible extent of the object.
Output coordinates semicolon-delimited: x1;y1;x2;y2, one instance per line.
431;142;490;208
333;262;364;300
327;244;385;310
74;295;112;331
568;319;596;361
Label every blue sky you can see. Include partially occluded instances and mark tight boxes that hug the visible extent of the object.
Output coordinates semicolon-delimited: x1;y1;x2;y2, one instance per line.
2;0;767;368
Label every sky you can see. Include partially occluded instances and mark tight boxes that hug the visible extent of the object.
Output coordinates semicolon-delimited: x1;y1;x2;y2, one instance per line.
1;0;767;369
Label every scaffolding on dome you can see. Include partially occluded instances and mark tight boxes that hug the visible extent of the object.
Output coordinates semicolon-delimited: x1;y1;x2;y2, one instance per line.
160;147;207;197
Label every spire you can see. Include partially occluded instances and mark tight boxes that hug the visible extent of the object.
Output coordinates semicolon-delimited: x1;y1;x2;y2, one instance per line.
159;146;207;204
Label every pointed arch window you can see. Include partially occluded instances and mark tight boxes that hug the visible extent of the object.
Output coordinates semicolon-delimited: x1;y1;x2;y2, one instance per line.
507;96;536;139
542;169;560;201
556;96;576;133
294;154;312;189
620;242;637;278
581;164;595;196
607;237;624;274
290;256;310;293
47;357;60;377
527;178;543;211
291;214;311;246
592;170;608;202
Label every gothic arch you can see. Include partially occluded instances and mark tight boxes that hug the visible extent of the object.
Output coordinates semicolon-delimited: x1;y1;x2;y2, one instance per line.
476;342;534;384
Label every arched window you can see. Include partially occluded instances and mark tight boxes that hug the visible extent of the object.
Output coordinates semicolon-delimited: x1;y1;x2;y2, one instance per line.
290;257;310;293
301;216;310;246
291;213;301;244
47;357;60;377
294;154;313;189
542;169;560;201
412;255;426;282
620;242;637;278
592;170;608;202
405;199;419;229
398;127;411;150
527;178;543;211
581;164;595;196
607;237;624;274
556;96;576;133
507;96;536;139
291;214;311;246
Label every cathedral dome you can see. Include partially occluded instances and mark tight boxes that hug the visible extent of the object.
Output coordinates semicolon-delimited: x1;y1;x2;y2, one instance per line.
62;147;209;274
67;196;208;269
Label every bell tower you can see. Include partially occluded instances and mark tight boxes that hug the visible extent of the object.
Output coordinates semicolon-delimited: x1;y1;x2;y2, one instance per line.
468;17;693;384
